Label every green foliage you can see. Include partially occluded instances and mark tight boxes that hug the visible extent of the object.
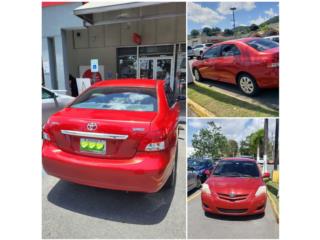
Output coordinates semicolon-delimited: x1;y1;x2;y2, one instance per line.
202;27;213;36
211;27;221;36
226;139;238;157
223;28;234;36
250;24;259;31
190;29;200;38
192;121;228;159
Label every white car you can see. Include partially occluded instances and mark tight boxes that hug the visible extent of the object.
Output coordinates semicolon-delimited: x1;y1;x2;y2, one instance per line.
264;35;279;43
42;87;75;125
192;43;213;57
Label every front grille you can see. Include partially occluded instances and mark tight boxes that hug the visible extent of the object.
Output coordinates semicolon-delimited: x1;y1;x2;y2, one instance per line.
217;208;248;214
217;193;249;202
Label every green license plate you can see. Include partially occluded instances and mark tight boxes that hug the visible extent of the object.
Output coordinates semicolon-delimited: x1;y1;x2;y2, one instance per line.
80;138;106;154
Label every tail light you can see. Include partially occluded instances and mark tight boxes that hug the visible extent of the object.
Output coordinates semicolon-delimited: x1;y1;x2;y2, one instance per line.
138;129;168;152
267;63;279;68
42;123;52;142
267;54;279;68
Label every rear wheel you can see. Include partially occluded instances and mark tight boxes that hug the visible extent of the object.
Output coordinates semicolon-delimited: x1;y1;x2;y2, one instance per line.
194;69;203;82
164;144;178;189
237;73;260;96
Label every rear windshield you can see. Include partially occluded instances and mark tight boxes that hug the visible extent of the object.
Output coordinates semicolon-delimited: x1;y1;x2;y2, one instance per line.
245;38;278;52
71;87;158;112
213;160;260;178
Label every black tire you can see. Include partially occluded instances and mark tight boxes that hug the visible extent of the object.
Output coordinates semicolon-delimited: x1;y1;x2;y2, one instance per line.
164;144;178;189
237;73;260;96
193;68;203;82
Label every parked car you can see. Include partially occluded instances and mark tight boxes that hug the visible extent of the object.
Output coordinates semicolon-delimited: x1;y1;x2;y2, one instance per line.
188;166;201;192
201;157;270;216
188;46;195;59
188;159;214;182
192;38;279;96
42;79;183;193
42;87;74;125
264;35;279;43
192;43;213;57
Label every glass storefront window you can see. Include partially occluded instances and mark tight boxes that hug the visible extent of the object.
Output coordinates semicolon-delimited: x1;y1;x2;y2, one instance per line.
117;47;137;78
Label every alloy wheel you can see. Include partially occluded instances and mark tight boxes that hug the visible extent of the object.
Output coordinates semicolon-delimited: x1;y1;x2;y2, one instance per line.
239;76;255;94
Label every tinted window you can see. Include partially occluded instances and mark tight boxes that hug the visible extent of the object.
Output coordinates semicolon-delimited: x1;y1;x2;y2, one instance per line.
203;47;220;59
71;87;157;112
165;85;175;108
246;38;278;51
205;43;213;47
221;44;241;56
42;88;54;99
213;160;260;177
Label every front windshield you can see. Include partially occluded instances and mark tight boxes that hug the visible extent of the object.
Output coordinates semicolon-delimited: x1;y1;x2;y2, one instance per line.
213;160;259;178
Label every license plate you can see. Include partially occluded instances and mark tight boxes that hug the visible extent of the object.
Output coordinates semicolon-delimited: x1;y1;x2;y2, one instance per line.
80;138;106;154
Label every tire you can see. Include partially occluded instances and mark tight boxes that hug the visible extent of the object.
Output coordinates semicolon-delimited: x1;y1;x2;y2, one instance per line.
237;73;260;96
193;68;203;82
164;144;178;189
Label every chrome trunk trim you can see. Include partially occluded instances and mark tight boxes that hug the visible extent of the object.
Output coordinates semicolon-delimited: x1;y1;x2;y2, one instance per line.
61;130;128;140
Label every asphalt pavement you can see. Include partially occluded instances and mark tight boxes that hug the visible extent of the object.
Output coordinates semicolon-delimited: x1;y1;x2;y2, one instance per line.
188;59;279;111
187;189;279;239
42;124;186;239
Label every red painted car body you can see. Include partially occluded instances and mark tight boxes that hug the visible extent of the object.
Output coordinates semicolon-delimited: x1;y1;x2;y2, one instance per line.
42;79;180;193
201;158;267;216
192;38;279;94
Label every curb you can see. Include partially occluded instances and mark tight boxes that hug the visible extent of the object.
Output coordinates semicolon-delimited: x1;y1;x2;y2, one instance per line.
187;99;215;117
267;191;279;223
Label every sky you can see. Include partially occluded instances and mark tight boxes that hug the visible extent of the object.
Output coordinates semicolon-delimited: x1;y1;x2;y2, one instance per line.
187;118;277;157
188;2;279;33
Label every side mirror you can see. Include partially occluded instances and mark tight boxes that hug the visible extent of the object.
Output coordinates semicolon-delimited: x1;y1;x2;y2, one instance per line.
262;172;270;178
177;95;186;101
204;170;211;177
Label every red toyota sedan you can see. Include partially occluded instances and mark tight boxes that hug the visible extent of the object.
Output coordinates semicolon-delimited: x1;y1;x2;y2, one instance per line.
192;38;279;96
42;79;181;193
201;158;269;216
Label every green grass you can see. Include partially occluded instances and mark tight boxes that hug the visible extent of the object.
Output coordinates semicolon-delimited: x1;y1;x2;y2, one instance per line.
188;83;279;117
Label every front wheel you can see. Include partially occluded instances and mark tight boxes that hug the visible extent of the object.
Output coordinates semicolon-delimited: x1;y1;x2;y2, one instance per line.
237;73;260;96
194;69;203;82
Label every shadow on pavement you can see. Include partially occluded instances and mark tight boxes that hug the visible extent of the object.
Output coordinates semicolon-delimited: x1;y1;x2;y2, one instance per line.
188;187;201;197
204;211;265;221
47;180;175;225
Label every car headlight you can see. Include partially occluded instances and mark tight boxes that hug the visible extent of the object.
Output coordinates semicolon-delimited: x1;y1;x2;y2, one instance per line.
255;186;267;197
202;183;211;195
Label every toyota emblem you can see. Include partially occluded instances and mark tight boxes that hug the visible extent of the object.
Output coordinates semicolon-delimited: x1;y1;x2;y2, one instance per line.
87;122;97;131
229;192;235;198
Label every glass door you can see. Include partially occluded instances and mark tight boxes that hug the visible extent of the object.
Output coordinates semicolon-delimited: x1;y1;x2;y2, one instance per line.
139;58;154;79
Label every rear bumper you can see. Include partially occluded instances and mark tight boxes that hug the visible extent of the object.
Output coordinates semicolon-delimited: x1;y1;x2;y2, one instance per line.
42;142;176;193
255;68;279;89
201;192;266;216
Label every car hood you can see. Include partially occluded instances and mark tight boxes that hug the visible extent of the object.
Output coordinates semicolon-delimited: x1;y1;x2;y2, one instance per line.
206;176;262;195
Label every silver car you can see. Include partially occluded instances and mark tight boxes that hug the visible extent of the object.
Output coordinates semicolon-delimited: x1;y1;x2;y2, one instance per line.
42;87;74;125
192;43;213;57
188;167;201;192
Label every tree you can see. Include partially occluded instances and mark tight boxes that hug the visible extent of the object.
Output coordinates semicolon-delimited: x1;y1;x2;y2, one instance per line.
239;140;251;156
190;29;200;38
227;139;238;157
211;27;221;36
202;27;213;36
249;129;265;157
192;121;228;159
249;24;259;31
223;28;234;36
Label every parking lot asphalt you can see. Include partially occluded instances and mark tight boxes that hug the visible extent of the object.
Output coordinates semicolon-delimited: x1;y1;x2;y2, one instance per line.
188;59;279;111
42;125;186;239
187;189;279;239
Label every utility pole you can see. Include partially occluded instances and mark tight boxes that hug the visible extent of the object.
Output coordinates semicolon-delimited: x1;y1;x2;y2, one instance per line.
230;7;236;35
263;119;269;173
274;118;279;170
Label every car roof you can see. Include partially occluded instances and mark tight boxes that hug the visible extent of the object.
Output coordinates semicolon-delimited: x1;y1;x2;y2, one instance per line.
221;157;256;162
92;78;163;88
214;37;260;45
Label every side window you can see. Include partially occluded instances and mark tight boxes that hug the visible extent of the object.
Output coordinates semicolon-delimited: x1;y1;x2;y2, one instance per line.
221;44;241;57
203;47;220;59
165;85;175;108
42;88;54;99
194;45;202;49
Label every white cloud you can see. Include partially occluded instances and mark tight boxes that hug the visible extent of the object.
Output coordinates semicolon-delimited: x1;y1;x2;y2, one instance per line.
265;8;277;17
188;2;225;26
250;15;268;25
188;119;206;129
217;2;256;15
187;147;195;157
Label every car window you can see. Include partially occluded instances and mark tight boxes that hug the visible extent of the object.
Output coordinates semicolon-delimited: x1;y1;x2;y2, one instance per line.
221;44;241;57
165;85;176;108
194;45;203;49
213;160;260;177
42;88;54;99
203;46;220;59
246;38;278;51
71;87;158;112
205;43;213;47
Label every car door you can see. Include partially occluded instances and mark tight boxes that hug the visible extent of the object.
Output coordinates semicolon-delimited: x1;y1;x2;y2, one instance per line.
214;44;241;83
200;46;221;80
42;88;59;125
